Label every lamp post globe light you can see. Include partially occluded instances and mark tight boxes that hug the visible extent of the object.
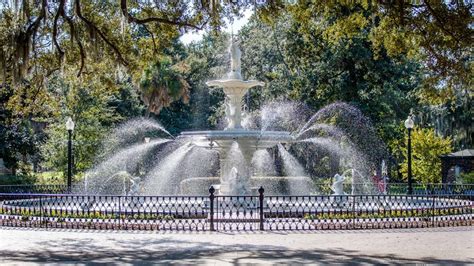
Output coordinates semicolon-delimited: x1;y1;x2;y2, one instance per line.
66;117;75;193
404;115;414;195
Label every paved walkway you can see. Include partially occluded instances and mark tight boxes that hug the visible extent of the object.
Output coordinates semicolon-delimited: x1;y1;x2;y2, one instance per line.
0;227;473;264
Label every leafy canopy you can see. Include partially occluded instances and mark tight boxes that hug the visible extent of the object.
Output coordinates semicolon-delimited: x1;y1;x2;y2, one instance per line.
392;127;452;184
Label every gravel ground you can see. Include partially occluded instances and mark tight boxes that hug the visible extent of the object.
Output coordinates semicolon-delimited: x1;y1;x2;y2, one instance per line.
0;226;472;264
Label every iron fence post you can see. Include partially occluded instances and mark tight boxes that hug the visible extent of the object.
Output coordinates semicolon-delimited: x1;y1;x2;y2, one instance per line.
352;195;356;229
258;186;264;231
39;194;43;228
431;194;436;227
118;196;122;230
209;186;215;231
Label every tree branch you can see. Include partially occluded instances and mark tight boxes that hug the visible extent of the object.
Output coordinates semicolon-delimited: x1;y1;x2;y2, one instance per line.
25;0;46;36
120;0;205;30
141;24;158;54
15;0;46;80
75;0;128;66
52;0;65;59
424;2;462;43
60;0;85;76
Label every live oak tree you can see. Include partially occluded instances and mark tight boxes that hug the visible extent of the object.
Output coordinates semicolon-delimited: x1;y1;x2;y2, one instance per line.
1;1;470;101
0;0;275;84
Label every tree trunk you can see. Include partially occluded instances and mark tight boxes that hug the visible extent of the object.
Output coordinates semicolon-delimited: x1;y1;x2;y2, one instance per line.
145;107;151;118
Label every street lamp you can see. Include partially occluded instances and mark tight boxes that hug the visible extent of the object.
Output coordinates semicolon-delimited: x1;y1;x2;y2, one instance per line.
404;115;414;195
65;117;75;192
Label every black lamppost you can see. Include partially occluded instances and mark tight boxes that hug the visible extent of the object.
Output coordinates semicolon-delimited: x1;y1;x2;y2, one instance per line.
66;117;75;192
404;115;414;195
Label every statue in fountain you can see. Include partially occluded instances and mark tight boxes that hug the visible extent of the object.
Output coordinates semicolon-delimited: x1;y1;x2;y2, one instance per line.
228;39;242;79
128;176;142;195
220;166;249;195
225;99;237;129
331;173;346;196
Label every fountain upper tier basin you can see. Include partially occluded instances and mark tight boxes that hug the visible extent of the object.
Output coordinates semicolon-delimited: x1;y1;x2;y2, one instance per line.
179;129;294;149
206;79;264;90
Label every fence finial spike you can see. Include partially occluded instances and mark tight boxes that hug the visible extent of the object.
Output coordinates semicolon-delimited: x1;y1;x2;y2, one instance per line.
209;186;215;195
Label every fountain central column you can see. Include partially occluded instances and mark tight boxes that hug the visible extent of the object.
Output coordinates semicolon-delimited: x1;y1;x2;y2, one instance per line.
204;38;265;195
223;87;249;130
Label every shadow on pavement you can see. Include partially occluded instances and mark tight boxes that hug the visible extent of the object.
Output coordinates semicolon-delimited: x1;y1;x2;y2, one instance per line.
0;235;471;264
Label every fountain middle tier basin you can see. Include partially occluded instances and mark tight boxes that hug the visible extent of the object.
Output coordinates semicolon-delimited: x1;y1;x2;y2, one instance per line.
179;129;295;149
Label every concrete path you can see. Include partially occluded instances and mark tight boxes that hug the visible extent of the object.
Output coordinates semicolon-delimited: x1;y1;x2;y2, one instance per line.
0;226;473;264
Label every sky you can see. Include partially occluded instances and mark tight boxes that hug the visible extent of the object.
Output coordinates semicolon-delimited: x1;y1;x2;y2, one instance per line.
179;9;254;45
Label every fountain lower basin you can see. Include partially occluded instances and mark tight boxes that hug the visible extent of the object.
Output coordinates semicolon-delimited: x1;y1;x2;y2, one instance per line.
179;176;313;195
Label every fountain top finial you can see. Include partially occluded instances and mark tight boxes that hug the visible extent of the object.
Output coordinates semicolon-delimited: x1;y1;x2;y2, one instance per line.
228;37;242;80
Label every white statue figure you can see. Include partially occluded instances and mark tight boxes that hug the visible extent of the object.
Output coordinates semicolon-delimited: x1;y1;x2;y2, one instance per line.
228;38;242;79
331;173;346;196
129;176;141;196
225;100;237;129
220;167;249;195
381;160;388;194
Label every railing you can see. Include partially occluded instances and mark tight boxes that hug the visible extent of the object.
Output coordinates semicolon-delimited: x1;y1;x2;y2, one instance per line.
0;194;208;230
1;183;473;196
0;187;471;231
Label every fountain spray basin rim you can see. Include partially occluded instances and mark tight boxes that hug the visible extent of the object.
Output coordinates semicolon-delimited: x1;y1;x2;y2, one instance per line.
178;129;294;149
206;79;265;89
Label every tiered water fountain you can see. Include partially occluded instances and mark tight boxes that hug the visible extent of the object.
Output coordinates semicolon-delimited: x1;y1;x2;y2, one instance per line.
2;37;469;232
80;38;389;197
178;39;311;195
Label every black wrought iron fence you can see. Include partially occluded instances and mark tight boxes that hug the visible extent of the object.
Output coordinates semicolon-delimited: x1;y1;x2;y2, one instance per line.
0;187;471;231
0;193;209;230
264;194;472;230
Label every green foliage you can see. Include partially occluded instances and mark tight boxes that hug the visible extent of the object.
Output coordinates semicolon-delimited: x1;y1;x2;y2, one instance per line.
459;172;474;184
303;207;467;220
139;57;190;116
0;1;470;180
260;1;472;148
392;127;452;184
260;1;472;107
0;174;36;185
0;84;46;175
40;69;141;175
0;207;177;221
239;8;419;149
154;33;229;134
108;81;145;119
